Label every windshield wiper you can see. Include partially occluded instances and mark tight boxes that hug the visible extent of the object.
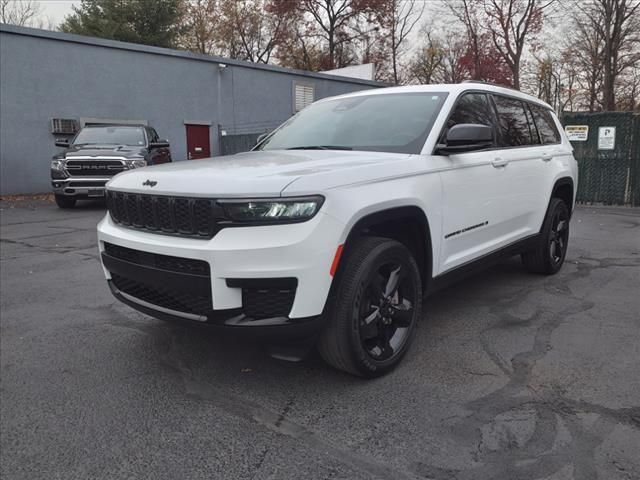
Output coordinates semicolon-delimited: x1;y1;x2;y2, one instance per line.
286;145;353;151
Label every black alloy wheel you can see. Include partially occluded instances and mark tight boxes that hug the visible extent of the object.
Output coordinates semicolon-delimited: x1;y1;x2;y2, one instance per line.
549;208;569;266
318;236;422;377
358;263;415;362
522;197;570;274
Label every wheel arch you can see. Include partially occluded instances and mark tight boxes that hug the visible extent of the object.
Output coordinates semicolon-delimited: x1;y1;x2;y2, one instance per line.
551;177;575;217
336;206;433;292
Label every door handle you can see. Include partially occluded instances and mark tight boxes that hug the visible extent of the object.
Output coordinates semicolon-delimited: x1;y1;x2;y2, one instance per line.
492;157;508;168
541;153;553;162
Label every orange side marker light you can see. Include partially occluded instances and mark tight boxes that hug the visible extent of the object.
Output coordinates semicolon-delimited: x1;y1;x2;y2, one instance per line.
330;244;344;277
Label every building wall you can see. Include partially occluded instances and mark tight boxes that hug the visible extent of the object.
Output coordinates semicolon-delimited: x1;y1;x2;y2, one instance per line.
0;25;380;195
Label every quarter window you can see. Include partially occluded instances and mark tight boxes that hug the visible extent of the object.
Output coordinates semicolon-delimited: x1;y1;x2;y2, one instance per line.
529;104;561;144
492;95;534;147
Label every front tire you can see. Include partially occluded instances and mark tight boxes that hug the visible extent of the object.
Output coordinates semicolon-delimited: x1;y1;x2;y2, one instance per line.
522;198;570;274
317;237;422;378
54;194;77;209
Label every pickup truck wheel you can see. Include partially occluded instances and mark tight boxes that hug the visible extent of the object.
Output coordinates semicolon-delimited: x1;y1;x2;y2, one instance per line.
522;198;569;274
318;236;422;378
54;194;77;209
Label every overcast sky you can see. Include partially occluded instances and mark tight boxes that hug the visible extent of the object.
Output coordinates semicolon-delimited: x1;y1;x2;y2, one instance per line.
37;0;77;25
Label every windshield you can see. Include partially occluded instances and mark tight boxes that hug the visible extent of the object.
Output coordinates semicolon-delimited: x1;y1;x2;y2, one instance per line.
73;126;146;146
258;92;448;154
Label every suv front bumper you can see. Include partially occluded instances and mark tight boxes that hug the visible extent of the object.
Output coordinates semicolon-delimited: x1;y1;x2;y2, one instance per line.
97;210;345;333
52;178;109;197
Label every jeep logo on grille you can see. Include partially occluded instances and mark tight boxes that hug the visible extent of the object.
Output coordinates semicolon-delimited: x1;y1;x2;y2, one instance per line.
142;179;158;187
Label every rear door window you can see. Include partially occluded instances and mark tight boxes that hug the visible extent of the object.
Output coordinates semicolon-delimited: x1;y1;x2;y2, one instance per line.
492;95;534;147
529;104;561;144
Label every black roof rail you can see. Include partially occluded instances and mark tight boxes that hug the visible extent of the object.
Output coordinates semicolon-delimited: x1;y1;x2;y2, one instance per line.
460;80;521;92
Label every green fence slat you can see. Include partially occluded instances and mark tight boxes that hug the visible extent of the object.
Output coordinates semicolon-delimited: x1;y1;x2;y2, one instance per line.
562;112;640;206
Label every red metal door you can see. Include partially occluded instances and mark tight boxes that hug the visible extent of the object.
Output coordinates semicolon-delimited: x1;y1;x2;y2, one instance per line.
185;124;211;159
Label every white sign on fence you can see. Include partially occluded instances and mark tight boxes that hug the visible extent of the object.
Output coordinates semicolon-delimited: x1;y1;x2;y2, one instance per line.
598;127;616;150
565;125;589;141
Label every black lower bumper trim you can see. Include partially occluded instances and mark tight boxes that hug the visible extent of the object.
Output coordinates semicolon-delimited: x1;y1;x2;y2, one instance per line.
107;281;324;339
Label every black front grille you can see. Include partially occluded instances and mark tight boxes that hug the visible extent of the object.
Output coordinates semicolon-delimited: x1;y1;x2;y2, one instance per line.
66;160;125;177
106;191;220;238
111;274;212;317
68;180;108;187
104;242;210;276
242;287;296;319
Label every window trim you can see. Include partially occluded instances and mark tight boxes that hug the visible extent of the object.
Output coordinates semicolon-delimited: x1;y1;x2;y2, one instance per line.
528;103;562;146
433;90;500;155
433;89;562;156
491;93;539;148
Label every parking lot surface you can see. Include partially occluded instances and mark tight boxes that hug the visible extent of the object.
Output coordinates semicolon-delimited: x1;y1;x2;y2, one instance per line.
1;200;639;480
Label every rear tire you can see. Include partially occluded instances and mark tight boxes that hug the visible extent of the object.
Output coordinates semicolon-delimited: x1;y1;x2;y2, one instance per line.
317;236;422;378
522;198;569;275
54;194;77;209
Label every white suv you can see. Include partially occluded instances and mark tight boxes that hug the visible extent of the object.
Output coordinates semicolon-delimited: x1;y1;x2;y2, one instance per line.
98;83;577;377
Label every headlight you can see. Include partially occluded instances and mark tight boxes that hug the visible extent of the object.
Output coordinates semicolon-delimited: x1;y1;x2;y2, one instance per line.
51;159;66;171
125;159;147;169
219;196;324;224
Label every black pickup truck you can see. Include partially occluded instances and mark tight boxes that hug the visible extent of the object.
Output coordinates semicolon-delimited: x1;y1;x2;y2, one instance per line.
51;124;172;208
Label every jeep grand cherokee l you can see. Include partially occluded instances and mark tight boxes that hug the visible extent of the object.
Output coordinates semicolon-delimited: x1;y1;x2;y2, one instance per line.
51;125;171;208
97;83;577;377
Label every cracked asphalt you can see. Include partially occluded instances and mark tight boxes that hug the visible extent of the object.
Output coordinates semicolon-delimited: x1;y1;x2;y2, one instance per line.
1;200;639;480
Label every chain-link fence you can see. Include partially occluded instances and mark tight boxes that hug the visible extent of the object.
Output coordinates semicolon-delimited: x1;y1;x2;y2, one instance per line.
562;112;640;206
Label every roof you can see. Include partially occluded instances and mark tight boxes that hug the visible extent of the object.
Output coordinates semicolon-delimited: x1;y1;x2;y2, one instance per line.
0;23;383;88
317;83;554;110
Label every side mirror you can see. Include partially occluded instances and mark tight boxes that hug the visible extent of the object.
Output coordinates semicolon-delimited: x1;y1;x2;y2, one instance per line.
55;138;70;148
436;124;493;155
149;139;170;149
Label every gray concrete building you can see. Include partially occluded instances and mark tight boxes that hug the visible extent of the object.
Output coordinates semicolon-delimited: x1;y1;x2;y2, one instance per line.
0;24;380;195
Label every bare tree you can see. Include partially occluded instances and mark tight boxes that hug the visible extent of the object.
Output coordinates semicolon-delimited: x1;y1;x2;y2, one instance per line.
217;0;291;63
409;30;445;84
582;0;640;111
565;5;605;111
384;0;425;84
180;0;219;55
444;0;484;81
437;32;470;83
481;0;555;89
276;0;385;69
0;0;42;26
614;62;639;110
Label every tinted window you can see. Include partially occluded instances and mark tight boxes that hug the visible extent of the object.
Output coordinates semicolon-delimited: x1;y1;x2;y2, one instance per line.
492;96;534;147
260;92;448;154
530;104;561;144
147;127;159;142
524;104;541;144
447;93;495;130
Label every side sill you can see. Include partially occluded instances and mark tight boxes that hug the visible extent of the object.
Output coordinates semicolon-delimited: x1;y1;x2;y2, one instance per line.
426;233;541;295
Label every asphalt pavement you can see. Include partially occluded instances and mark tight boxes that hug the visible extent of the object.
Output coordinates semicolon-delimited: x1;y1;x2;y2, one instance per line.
1;199;639;480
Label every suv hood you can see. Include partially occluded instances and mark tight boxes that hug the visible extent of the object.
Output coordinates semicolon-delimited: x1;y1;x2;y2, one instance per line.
106;150;413;197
